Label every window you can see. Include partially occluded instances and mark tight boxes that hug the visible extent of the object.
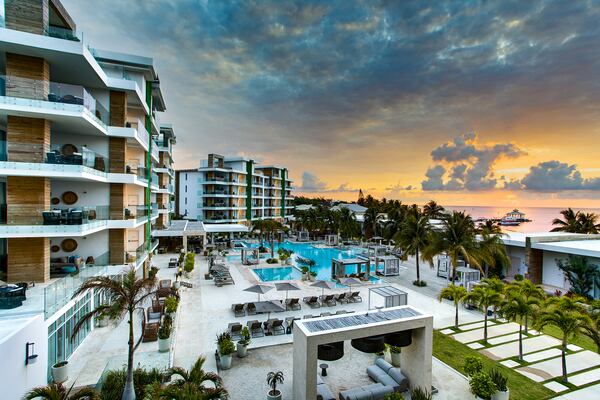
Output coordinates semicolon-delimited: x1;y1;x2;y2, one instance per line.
185;185;187;193
184;198;187;205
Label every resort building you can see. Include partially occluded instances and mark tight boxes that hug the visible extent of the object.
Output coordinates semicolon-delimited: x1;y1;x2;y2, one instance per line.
0;1;175;396
176;153;294;225
499;232;600;298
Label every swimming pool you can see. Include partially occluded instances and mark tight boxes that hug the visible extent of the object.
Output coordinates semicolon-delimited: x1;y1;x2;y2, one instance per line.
240;241;382;283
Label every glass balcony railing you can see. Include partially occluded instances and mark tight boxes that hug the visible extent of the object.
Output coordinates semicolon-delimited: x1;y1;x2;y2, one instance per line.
0;205;109;226
45;26;80;42
0;75;109;128
124;205;148;221
125;118;149;149
151;141;159;160
152;172;159;186
47;145;109;173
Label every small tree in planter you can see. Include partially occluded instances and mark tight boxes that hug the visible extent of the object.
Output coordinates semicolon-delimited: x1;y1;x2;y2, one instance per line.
165;296;179;316
469;372;496;400
300;266;309;281
464;356;484;377
266;371;284;400
309;271;318;282
388;345;401;367
219;338;235;370
237;326;251;358
489;369;509;400
158;315;172;353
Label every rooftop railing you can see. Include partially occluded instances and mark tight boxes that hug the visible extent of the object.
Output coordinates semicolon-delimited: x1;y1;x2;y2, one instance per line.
45;25;80;41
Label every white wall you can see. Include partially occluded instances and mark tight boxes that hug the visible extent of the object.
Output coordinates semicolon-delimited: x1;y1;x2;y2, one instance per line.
51;132;109;157
51;181;110;208
50;230;109;262
177;170;202;219
0;314;48;400
505;245;527;277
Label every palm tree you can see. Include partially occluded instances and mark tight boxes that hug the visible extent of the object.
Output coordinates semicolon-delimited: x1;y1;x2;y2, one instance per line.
251;219;266;245
24;383;99;400
557;255;600;299
423;200;444;219
364;207;382;239
158;383;224;400
501;288;540;361
72;269;156;400
394;211;432;285
512;279;545;333
438;284;468;328
578;212;599;234
481;278;505;318
535;297;595;383
423;211;483;282
261;219;284;258
164;356;227;399
477;220;501;235
464;285;503;342
335;208;360;239
551;208;582;233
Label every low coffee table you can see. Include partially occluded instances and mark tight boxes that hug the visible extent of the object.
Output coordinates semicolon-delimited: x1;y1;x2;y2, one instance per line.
319;363;329;377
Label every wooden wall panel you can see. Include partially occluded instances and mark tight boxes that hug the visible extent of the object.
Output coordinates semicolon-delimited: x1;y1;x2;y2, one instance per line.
6;53;49;100
6;176;49;225
7;237;49;282
7;116;51;162
5;0;49;35
109;137;127;173
109;183;125;219
109;229;126;264
109;91;127;127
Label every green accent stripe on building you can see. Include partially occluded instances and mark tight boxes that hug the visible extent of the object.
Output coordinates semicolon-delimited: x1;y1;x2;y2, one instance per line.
246;160;253;221
145;81;153;251
281;168;286;218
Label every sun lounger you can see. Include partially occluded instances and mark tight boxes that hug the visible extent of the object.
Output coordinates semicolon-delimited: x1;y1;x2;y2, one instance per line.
303;314;317;319
335;310;348;315
349;291;362;303
228;322;243;340
159;279;171;289
285;297;301;311
303;296;321;308
336;292;350;304
246;302;257;315
268;319;285;335
320;294;336;307
247;320;264;337
320;312;332;317
232;303;245;317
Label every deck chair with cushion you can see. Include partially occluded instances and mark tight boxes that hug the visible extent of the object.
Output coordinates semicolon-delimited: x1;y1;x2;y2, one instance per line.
350;291;363;303
286;297;301;311
228;322;243;340
146;307;162;324
246;302;257;315
303;296;321;308
269;319;285;336
247;320;264;337
141;318;159;342
336;292;350;304
232;303;245;317
320;294;336;307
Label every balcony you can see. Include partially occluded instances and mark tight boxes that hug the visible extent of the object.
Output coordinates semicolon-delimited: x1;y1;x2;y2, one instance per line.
0;75;109;132
45;25;80;42
151;140;159;162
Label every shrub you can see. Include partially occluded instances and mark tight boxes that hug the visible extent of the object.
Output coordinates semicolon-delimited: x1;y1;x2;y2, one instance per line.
383;392;405;400
413;280;427;287
388;345;401;354
100;367;166;400
469;372;496;400
165;296;178;314
489;369;508;392
184;253;195;273
464;356;484;377
149;266;159;279
300;266;309;274
514;274;524;281
238;326;251;346
309;271;317;277
219;337;236;356
410;387;433;400
216;331;231;347
266;258;278;264
158;315;172;339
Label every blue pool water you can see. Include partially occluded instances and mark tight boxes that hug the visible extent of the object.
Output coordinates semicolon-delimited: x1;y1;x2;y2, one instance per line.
237;241;382;282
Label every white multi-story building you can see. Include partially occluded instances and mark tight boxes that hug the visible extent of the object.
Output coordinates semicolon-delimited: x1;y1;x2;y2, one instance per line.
176;154;294;225
0;1;175;396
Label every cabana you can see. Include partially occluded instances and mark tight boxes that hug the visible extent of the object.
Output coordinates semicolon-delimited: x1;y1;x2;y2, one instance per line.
324;234;339;246
366;245;387;258
331;256;371;280
241;247;260;265
456;266;481;290
368;286;408;309
436;254;465;279
374;255;400;276
297;230;310;242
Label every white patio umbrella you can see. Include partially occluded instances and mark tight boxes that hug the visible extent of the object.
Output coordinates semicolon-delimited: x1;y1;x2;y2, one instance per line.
274;281;301;301
339;277;362;293
243;283;274;301
310;280;336;298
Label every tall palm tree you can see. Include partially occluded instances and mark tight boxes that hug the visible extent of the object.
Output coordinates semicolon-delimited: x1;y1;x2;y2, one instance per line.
477;230;510;278
557;255;600;299
261;219;284;258
165;356;227;399
423;200;444;219
364;207;382;239
251;219;266;245
551;208;582;233
24;383;98;400
464;285;503;342
72;269;156;400
477;220;502;235
501;288;540;361
423;211;483;282
394;212;432;285
335;208;360;240
438;284;468;328
481;278;505;318
511;279;545;333
535;297;595;383
577;212;599;234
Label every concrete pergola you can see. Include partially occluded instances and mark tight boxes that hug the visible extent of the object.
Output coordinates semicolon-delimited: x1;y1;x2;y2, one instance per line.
374;255;401;276
325;234;339;246
367;245;387;258
241;248;260;265
298;230;310;242
293;306;433;399
331;257;370;279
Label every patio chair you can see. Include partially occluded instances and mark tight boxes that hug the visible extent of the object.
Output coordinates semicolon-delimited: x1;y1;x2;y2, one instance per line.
247;320;264;337
336;292;350;304
350;291;362;303
141;318;159;342
232;303;245;317
228;322;243;340
146;307;162;324
152;299;165;314
321;294;336;307
285;297;301;311
246;302;257;315
269;319;285;336
159;279;172;289
303;296;321;308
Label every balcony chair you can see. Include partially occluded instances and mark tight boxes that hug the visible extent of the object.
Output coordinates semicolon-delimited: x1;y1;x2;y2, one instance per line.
42;211;61;225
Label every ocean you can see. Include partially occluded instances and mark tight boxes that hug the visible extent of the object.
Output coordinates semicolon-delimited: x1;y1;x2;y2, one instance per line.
446;206;600;233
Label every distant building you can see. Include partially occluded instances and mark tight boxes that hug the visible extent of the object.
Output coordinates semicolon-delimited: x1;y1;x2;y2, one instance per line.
331;203;368;223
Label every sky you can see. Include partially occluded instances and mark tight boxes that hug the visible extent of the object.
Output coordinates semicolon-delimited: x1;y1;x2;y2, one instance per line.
63;0;600;208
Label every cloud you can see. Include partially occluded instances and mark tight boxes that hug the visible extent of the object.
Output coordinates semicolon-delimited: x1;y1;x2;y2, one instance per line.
519;161;600;191
385;183;416;196
422;133;525;191
298;172;358;193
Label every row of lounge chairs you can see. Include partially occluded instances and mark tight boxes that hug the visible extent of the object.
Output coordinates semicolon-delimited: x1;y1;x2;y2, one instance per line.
302;291;362;308
210;263;235;286
231;298;301;317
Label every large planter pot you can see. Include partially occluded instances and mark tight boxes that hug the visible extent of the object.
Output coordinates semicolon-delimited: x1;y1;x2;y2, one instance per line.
97;318;108;328
301;273;308;281
267;389;282;400
220;354;232;370
51;361;69;383
492;389;509;400
309;275;316;282
237;343;248;358
390;352;401;367
173;281;181;289
158;337;170;352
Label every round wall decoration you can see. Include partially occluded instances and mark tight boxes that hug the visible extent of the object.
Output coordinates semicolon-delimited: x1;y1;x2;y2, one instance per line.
51;245;60;253
61;238;78;252
51;197;60;205
62;191;78;205
61;144;78;156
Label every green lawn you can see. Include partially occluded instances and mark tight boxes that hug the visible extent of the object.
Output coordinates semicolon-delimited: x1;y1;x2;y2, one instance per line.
541;325;599;353
433;330;554;400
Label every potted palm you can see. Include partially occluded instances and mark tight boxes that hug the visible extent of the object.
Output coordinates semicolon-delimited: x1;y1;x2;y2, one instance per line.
219;337;235;370
309;271;317;282
388;345;401;367
237;326;251;358
51;361;69;383
266;371;284;400
470;372;496;400
158;316;172;353
300;267;309;281
490;369;509;400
